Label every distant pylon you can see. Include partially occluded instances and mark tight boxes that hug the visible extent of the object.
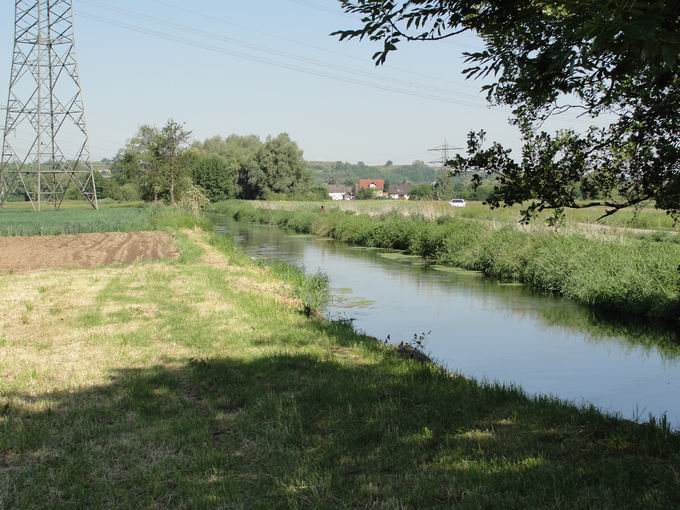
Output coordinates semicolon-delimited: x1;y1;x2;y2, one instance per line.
0;0;97;211
428;140;462;167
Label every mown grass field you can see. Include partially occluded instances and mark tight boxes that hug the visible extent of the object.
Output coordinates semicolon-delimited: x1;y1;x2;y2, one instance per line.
1;226;679;509
212;201;680;324
255;199;679;233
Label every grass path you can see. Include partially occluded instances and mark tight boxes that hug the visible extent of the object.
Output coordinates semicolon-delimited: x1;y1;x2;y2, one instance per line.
1;229;679;509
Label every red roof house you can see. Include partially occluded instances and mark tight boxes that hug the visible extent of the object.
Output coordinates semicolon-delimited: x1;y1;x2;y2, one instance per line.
357;179;385;196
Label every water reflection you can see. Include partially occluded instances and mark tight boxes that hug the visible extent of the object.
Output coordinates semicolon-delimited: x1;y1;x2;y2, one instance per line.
214;218;680;426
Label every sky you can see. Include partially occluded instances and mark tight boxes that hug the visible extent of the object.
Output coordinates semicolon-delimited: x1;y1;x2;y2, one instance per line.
0;0;594;164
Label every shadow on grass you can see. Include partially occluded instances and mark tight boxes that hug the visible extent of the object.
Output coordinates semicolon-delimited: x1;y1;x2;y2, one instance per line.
2;325;680;509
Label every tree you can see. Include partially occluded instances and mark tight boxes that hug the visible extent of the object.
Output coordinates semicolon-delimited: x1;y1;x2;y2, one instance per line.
93;171;108;200
193;134;261;199
190;152;240;202
115;127;315;202
245;134;311;199
335;1;680;223
112;120;192;203
410;183;435;200
356;188;376;200
111;125;159;195
192;133;311;200
153;120;192;205
434;174;454;201
194;134;261;164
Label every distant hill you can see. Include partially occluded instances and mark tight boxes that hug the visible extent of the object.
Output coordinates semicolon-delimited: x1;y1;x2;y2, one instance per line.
307;160;443;186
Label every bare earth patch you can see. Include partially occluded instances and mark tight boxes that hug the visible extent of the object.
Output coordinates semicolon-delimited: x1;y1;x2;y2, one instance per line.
0;231;178;272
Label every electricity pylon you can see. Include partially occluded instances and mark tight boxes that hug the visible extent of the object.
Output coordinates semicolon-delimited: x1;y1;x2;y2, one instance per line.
0;0;97;211
428;140;462;167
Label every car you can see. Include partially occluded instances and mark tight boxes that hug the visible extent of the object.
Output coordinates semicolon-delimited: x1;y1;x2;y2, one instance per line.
449;199;467;208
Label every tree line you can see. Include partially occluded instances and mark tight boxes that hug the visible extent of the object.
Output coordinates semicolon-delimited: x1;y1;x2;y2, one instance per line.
99;120;317;205
308;160;440;186
94;119;592;206
99;122;494;205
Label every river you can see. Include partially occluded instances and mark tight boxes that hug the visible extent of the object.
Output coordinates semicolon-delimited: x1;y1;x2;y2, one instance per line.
215;217;680;426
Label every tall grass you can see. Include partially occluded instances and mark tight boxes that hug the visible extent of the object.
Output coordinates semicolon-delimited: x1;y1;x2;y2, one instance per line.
268;261;331;317
0;203;210;237
208;233;332;317
0;207;151;236
212;201;680;323
252;199;680;231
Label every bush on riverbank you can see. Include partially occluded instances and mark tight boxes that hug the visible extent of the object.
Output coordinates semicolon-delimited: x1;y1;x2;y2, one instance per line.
213;201;680;323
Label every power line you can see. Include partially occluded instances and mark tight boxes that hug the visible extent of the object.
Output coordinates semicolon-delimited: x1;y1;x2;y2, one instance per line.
146;0;482;91
428;142;463;166
85;1;485;102
78;12;501;109
77;7;604;128
281;0;482;51
3;132;119;155
281;0;347;17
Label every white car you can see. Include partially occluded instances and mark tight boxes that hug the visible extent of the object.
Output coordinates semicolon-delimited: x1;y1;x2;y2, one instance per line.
449;199;467;208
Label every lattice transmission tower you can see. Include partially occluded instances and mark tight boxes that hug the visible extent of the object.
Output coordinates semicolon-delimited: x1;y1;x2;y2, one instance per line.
428;140;462;167
0;0;97;211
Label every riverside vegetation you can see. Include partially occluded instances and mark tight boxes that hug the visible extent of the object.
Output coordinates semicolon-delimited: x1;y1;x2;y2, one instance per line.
257;199;680;232
212;201;680;324
1;208;680;508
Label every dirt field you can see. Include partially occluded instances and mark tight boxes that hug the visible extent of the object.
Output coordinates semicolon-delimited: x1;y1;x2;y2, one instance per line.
0;231;178;272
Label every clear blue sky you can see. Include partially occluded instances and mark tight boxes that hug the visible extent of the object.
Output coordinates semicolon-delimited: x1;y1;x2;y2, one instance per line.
0;0;591;163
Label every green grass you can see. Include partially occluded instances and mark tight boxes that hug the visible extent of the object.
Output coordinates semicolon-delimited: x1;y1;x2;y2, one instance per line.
251;199;680;232
1;228;679;509
211;201;680;324
0;201;210;236
0;199;146;211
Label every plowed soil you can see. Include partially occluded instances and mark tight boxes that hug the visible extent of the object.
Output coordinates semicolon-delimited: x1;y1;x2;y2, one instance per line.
0;231;178;272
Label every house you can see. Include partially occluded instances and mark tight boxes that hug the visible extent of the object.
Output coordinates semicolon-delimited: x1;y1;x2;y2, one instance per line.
327;185;353;201
357;179;385;198
387;183;412;200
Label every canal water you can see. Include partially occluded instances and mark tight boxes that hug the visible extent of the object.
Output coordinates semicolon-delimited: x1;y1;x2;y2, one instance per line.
215;217;680;426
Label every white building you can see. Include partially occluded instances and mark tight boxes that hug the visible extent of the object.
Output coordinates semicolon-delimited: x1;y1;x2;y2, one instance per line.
327;185;353;201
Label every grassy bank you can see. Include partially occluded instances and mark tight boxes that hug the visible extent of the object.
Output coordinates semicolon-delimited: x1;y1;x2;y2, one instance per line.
1;226;679;508
0;202;209;236
250;199;680;232
212;201;680;323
